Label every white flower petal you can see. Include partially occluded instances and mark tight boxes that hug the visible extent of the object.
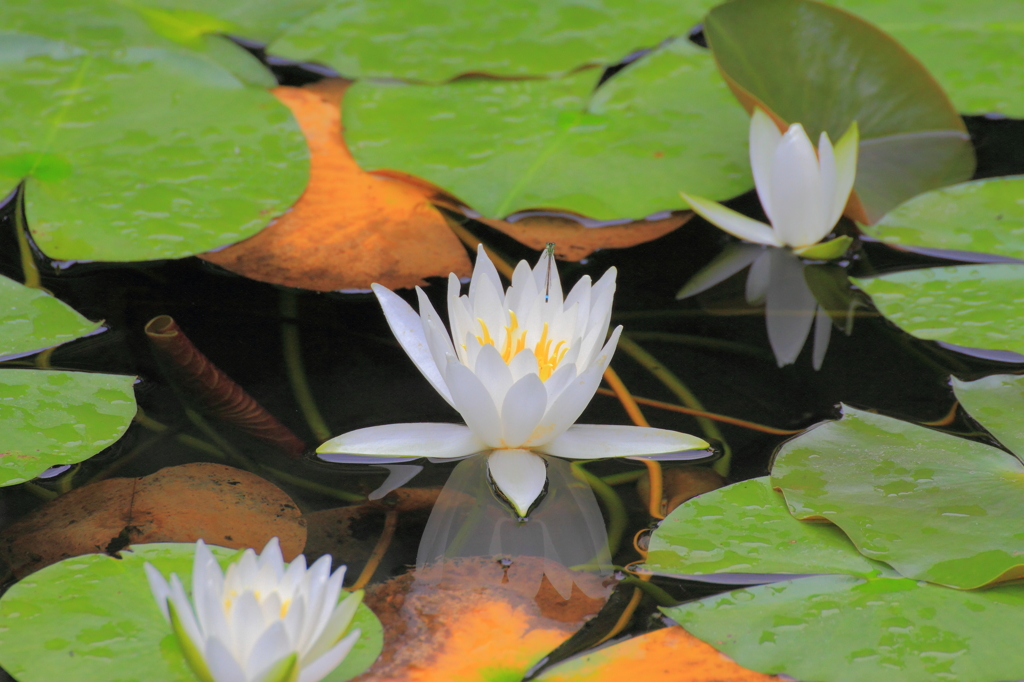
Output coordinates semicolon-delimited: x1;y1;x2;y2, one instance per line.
447;273;472;364
445;358;504;447
543;362;577;406
371;284;455;408
830;121;859;228
501;374;548;447
534;425;709;459
474;343;514;408
682;193;782;247
305;592;363;664
415;287;455;355
168;575;204;646
469;244;504;305
532;247;563;304
298;630;361;682
229;591;267;658
508;347;540;382
768;124;826;247
246;622;293;680
317;423;486;460
749;107;783;223
563;274;592;331
818;131;837;231
204;636;248;682
487;449;548;518
505;259;536;317
144;563;172;622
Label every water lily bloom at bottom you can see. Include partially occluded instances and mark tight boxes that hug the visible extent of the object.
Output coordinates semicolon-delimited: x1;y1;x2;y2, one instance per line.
318;247;711;517
145;538;363;682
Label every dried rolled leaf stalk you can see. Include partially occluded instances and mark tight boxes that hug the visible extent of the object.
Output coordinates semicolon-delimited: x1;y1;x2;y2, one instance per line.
145;315;306;457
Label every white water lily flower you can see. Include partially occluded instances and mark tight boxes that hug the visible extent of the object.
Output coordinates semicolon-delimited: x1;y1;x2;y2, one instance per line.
319;246;710;517
682;108;859;252
145;538;362;682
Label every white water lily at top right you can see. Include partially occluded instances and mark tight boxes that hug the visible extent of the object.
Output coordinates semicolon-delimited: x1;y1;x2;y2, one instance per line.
682;108;859;255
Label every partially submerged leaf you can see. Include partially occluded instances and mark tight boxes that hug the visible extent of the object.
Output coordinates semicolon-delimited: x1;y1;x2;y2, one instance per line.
665;575;1024;682
0;462;306;576
952;374;1024;458
0;369;136;487
201;82;472;291
0;543;382;682
854;264;1024;356
537;625;778;682
705;0;974;224
772;406;1024;589
0;274;102;358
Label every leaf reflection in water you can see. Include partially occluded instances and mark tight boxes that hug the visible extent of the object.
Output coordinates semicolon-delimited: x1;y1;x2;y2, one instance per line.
416;454;611;600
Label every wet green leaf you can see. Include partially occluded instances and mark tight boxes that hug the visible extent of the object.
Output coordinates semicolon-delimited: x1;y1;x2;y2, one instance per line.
952;374;1024;460
705;0;974;224
0;274;102;358
795;236;853;261
0;369;137;486
772;405;1024;589
860;176;1024;259
644;477;892;580
665;574;1024;682
345;39;750;220
270;0;717;82
854;264;1024;356
0;543;383;682
826;0;1024;117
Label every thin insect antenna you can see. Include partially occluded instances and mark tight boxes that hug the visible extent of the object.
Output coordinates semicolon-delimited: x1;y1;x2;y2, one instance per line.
544;242;555;302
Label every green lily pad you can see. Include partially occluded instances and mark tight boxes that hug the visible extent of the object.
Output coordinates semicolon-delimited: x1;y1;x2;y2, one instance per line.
0;32;308;262
0;369;137;486
0;543;383;682
772;405;1024;589
854;264;1024;356
860;176;1024;259
0;274;102;358
665;574;1024;682
344;39;750;220
826;0;1024;117
705;0;974;224
270;0;717;82
644;477;892;580
952;374;1024;459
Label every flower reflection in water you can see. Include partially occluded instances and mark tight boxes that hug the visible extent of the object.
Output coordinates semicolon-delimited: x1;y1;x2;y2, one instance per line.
415;453;612;600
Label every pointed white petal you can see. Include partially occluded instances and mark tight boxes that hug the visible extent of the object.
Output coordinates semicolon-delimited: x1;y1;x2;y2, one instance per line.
229;591;267;658
768;124;826;247
818;131;837;232
447;274;472;364
474;343;514;408
204;636;248;682
469;244;504;305
534;425;709;459
168;575;204;646
298;630;361;682
682;193;782;247
247;622;293;681
317;423;485;460
144;563;172;622
749;107;783;223
415;287;455;356
305;592;363;664
532;248;563;304
829;120;859;228
677;243;765;299
487;450;547;518
501;374;548;447
371;284;455;408
508;347;540;382
445;358;504;447
505;260;536;317
468;272;505;342
543;362;577;405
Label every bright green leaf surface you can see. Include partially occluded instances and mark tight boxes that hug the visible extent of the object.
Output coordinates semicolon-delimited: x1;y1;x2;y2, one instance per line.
0;543;383;682
772;406;1024;589
706;0;974;224
953;374;1024;460
0;274;101;358
665;575;1024;682
271;0;717;82
0;369;136;486
854;264;1024;355
827;0;1024;116
645;477;892;579
860;176;1024;259
345;40;750;220
0;34;308;261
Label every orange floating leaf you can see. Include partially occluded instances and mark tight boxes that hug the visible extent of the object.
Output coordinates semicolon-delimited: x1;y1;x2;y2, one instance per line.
537;625;779;682
200;81;472;291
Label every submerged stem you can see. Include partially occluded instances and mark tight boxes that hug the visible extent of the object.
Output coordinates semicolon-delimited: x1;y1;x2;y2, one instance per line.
348;510;398;591
280;291;332;442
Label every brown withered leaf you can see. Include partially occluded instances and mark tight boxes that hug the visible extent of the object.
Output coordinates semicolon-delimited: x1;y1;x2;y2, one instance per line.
200;81;472;291
0;463;306;577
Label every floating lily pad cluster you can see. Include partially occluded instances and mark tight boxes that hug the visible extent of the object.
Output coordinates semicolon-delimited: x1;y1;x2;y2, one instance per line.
644;374;1024;682
0;275;136;486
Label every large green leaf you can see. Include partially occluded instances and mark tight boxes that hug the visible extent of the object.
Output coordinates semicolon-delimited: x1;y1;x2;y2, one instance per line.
0;543;383;682
644;477;892;580
665;575;1024;682
772;405;1024;589
344;39;750;220
952;374;1024;459
0;31;308;262
860;176;1024;259
705;0;974;224
270;0;717;82
854;264;1024;356
0;369;137;486
0;274;102;358
827;0;1024;117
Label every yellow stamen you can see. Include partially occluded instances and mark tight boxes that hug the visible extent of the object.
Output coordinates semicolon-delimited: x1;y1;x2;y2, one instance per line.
280;599;291;618
474;316;570;381
475;318;495;346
